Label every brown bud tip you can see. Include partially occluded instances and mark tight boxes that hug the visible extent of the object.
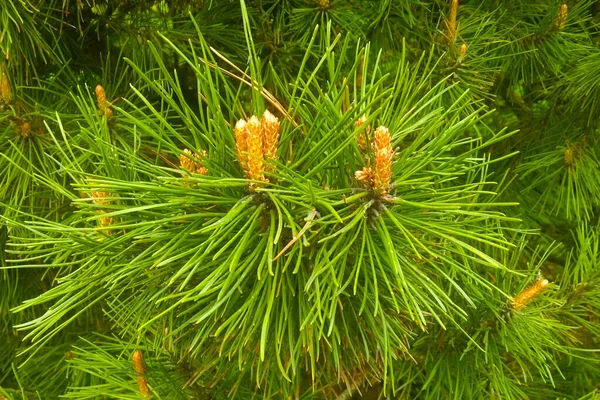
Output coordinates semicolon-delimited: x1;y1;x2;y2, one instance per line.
132;350;147;374
65;351;73;360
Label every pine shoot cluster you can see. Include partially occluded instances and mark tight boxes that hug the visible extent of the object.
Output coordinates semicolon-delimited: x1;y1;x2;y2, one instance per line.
355;121;394;196
235;110;280;187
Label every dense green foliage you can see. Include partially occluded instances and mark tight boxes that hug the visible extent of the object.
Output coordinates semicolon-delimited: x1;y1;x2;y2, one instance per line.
1;0;599;399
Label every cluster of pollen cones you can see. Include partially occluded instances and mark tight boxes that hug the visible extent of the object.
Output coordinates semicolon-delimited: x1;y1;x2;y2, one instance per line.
354;116;394;196
235;110;280;188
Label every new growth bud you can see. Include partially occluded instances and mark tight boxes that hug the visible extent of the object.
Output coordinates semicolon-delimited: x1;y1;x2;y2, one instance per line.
355;115;371;154
0;70;13;106
511;278;549;311
95;85;112;119
132;350;147;374
556;4;568;30
355;124;394;196
446;0;459;44
132;350;152;398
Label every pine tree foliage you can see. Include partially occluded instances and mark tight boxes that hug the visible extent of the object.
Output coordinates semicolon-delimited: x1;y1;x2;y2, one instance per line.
1;0;599;399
